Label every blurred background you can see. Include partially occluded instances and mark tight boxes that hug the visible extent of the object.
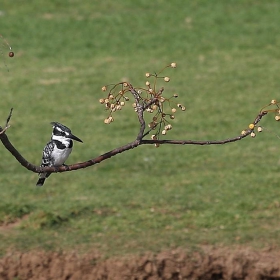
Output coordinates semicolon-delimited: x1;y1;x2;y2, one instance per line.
1;0;280;255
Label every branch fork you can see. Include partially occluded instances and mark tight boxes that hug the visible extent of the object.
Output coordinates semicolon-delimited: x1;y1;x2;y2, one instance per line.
0;90;269;176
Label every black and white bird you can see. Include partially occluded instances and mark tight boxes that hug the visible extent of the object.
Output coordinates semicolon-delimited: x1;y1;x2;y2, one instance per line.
36;122;83;186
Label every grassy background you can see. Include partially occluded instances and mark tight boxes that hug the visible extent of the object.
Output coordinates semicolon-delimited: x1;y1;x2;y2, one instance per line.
1;0;280;256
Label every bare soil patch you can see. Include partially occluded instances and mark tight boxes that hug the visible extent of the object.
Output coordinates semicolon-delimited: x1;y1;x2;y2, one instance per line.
1;246;280;280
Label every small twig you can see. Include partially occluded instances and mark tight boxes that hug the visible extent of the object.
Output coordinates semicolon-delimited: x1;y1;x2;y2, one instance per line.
0;127;9;135
0;108;13;135
128;84;147;141
6;107;13;126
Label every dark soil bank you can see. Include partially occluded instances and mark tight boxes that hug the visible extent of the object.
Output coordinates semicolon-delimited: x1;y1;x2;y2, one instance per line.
1;246;280;280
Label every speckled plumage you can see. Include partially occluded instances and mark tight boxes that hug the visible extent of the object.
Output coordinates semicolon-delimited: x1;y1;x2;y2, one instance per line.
36;122;83;186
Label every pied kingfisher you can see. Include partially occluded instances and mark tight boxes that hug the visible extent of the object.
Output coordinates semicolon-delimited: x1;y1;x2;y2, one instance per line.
36;122;83;186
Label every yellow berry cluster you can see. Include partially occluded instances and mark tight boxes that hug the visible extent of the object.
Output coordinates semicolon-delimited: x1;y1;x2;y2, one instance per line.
99;63;186;141
241;123;263;138
241;99;280;139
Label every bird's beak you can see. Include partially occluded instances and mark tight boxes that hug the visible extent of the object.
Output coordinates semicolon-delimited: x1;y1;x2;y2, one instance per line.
69;133;83;143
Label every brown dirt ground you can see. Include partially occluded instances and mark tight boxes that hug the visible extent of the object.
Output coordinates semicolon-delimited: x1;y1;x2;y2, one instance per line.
1;246;280;280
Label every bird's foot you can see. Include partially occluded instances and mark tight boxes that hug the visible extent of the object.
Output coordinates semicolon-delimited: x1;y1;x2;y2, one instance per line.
62;164;70;171
53;166;60;173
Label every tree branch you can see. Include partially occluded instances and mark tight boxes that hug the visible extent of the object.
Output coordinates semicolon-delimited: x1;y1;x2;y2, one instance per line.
0;61;277;180
141;110;268;145
0;108;268;174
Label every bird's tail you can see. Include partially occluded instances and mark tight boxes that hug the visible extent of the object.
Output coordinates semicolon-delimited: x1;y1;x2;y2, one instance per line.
36;172;51;186
36;177;46;186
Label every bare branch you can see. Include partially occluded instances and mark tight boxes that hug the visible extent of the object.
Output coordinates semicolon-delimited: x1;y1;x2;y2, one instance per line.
141;111;268;146
0;109;269;174
0;130;38;172
0;130;141;173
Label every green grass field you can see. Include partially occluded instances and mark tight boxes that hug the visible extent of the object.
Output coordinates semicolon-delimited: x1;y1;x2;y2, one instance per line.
1;0;280;256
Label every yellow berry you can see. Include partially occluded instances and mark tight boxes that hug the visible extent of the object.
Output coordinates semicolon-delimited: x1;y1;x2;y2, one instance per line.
275;116;280;121
145;73;150;78
101;86;107;91
257;126;263;132
164;76;170;82
181;106;186;111
248;123;255;130
99;98;105;104
146;81;150;86
241;130;246;135
162;130;166;135
170;115;175;119
170;62;177;68
120;101;125;106
250;132;256;138
271;99;277;104
171;108;177;113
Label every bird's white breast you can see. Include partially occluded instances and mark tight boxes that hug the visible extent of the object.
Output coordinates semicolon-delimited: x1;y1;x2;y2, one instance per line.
52;146;72;166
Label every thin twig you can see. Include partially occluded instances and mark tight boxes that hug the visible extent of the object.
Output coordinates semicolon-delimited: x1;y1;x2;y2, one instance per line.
5;107;13;126
141;111;268;146
128;84;146;142
0;108;13;135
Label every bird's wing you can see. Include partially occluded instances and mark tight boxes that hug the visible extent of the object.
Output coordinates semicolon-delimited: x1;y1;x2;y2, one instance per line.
41;141;55;167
